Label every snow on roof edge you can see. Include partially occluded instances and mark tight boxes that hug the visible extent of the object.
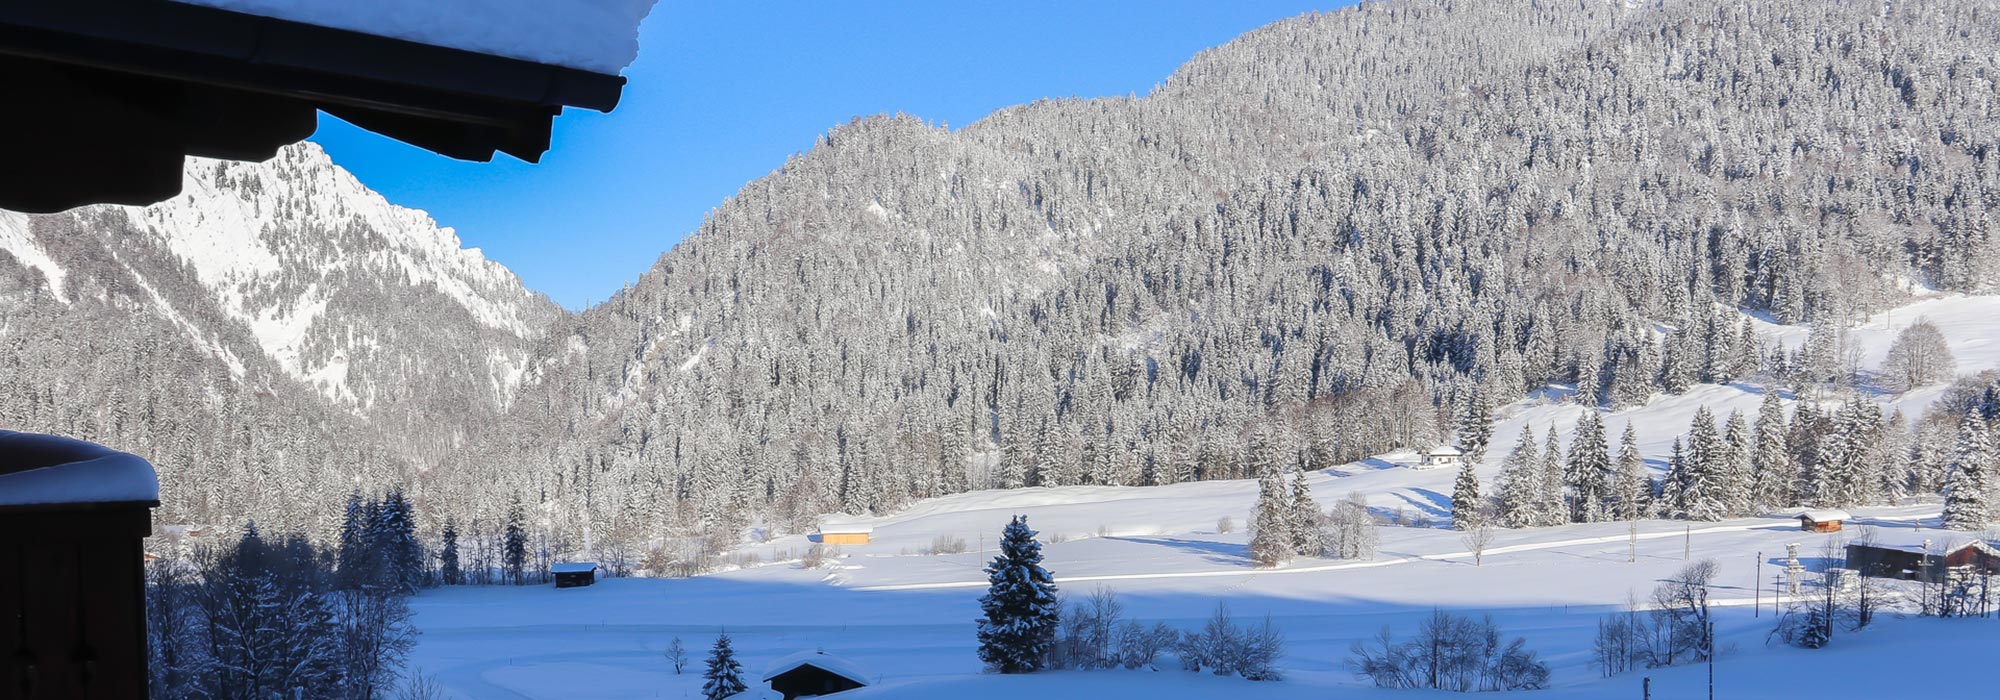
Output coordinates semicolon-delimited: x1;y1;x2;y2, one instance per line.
760;650;872;685
0;431;159;508
170;0;659;74
551;562;600;573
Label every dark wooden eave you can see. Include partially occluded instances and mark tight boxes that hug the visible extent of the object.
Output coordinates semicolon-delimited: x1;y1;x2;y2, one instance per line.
0;0;627;213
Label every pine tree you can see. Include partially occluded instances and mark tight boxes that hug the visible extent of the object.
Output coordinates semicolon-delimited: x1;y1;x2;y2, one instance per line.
371;487;424;593
440;518;462;586
1457;389;1494;465
700;632;747;700
1496;425;1541;528
1450;460;1483;530
1941;413;1994;531
1566;412;1610;523
1536;425;1566;527
336;491;370;589
1681;406;1726;521
1249;473;1294;567
1719;410;1753;517
503;494;528;585
1286;471;1324;555
1750;391;1791;509
1612;422;1649;520
1663;437;1690;519
976;516;1060;673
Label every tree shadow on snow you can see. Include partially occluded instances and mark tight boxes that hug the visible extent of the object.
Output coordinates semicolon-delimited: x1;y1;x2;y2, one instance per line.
1105;536;1252;566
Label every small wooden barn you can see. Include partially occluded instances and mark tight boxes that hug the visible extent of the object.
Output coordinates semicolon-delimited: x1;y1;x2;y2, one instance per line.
813;518;874;546
1794;509;1850;533
1846;542;1928;579
761;650;871;700
551;562;599;588
1943;540;2000;574
0;430;159;700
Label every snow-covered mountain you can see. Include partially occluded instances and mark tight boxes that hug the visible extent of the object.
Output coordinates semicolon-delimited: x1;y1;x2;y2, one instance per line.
0;144;558;529
6;143;556;413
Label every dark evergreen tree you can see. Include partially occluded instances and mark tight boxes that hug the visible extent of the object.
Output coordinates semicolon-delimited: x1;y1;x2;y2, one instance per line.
976;516;1060;673
700;632;747;700
439;518;462;586
1450;460;1482;531
503;495;528;585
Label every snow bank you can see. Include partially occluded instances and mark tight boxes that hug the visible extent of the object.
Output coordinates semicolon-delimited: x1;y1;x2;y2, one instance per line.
0;431;159;507
172;0;658;74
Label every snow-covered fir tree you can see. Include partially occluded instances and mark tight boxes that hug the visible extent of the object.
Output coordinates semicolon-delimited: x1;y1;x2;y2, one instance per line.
1457;390;1494;465
1565;412;1610;523
1750;391;1792;509
1680;407;1727;521
976;516;1060;673
1611;422;1649;520
1287;471;1325;555
1719;411;1753;517
1535;426;1567;527
1249;473;1295;567
1450;460;1483;531
700;632;747;700
439;519;462;586
1941;413;1994;531
1496;425;1542;529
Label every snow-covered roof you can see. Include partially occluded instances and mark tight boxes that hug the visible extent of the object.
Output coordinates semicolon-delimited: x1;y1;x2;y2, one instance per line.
0;431;159;508
760;650;872;685
817;518;875;534
1427;445;1464;456
550;562;599;574
1795;509;1851;522
170;0;658;74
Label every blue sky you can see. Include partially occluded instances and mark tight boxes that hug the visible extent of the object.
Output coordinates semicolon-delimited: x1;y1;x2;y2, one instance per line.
310;1;1352;310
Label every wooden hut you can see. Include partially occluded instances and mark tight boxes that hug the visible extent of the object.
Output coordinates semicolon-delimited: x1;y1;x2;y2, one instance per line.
813;518;874;546
761;650;871;700
1794;509;1850;533
551;562;600;588
1943;540;2000;574
0;430;159;700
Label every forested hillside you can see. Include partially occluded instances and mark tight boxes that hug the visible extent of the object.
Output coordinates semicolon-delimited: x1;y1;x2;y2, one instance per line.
4;0;1997;561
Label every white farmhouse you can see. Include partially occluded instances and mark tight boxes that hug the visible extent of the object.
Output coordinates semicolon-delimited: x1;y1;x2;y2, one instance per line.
1414;445;1464;470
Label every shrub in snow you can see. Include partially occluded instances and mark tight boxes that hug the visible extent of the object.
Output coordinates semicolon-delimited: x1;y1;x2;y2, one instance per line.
1216;516;1235;534
1116;621;1180;670
1177;603;1284;681
976;516;1060;673
1349;610;1548;691
1648;559;1718;666
929;534;968;555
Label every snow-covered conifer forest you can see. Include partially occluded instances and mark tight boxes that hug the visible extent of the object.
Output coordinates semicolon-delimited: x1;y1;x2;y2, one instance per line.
5;1;2000;697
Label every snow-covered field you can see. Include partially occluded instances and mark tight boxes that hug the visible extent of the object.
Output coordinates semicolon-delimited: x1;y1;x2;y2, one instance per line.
407;295;2000;699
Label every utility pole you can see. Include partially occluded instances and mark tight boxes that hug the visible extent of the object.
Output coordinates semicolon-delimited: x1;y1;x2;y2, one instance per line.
1755;550;1762;617
1643;676;1651;700
1684;524;1691;560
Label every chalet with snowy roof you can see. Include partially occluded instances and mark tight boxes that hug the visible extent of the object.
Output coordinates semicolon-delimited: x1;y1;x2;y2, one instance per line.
813;518;874;546
0;430;160;699
761;650;871;700
0;0;649;212
1415;445;1463;470
1794;509;1850;533
551;561;600;588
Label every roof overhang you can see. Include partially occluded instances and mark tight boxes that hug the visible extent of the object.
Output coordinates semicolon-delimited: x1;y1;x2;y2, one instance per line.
0;0;626;213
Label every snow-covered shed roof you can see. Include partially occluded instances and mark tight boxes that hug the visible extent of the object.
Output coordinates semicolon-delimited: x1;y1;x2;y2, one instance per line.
0;431;159;508
550;562;599;574
1795;509;1851;523
817;518;875;534
760;650;872;685
171;0;658;74
1427;445;1464;456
